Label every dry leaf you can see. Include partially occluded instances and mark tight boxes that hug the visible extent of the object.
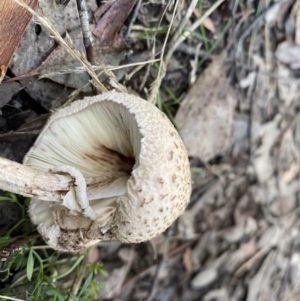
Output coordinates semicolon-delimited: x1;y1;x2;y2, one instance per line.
183;248;193;275
202;17;216;33
0;80;21;110
291;0;300;44
193;8;216;33
0;0;37;82
253;114;281;183
30;26;125;92
191;253;228;289
9;0;97;109
93;0;137;46
191;267;218;289
246;252;279;301
0;113;49;162
275;41;300;69
276;63;298;107
96;248;135;299
175;52;234;162
203;289;229;301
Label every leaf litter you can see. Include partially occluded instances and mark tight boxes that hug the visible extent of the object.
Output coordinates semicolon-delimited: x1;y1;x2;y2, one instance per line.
1;0;300;300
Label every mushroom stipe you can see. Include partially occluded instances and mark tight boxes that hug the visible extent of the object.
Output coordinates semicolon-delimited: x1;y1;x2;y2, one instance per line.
0;91;192;251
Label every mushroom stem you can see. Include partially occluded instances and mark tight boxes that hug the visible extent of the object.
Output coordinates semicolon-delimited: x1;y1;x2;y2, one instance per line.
0;156;129;203
0;156;73;201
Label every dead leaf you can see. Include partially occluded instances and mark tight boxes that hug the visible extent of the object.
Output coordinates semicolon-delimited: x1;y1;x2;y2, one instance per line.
12;26;126;92
191;253;228;289
193;8;216;33
0;0;38;82
246;252;279;301
225;239;257;274
9;14;126;97
46;29;125;90
253;114;281;183
275;41;300;69
96;247;135;299
202;17;216;33
289;253;300;288
93;0;137;46
9;0;97;109
291;0;300;44
87;246;100;264
0;113;49;162
183;248;193;275
276;63;298;107
191;267;217;289
203;289;229;301
0;80;21;110
257;226;281;249
175;52;234;162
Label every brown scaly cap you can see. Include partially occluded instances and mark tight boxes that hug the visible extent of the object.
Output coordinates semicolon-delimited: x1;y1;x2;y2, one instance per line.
24;91;191;251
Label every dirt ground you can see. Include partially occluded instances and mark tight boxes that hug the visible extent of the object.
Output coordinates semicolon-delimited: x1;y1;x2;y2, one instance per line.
1;0;300;300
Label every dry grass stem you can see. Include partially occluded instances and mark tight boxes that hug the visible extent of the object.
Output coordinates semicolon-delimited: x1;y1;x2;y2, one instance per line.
11;0;107;92
148;0;225;104
148;0;178;104
173;0;226;49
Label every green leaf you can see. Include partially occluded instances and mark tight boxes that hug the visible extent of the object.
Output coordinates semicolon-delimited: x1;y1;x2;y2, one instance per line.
46;290;55;296
99;268;108;277
0;196;15;201
57;294;65;301
0;236;16;245
69;293;79;301
78;272;93;297
27;248;34;281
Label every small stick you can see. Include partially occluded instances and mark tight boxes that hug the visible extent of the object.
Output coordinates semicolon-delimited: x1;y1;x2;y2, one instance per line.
67;249;91;301
76;0;93;50
75;0;98;94
125;0;142;38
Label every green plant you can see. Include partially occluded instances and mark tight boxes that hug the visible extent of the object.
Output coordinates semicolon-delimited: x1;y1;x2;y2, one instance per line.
0;193;107;300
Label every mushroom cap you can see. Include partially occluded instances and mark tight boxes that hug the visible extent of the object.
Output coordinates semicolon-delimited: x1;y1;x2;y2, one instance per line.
24;91;191;249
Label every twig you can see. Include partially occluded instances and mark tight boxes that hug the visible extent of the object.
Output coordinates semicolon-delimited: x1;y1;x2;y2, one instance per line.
75;0;97;94
75;0;94;61
118;265;157;296
67;250;90;301
247;67;258;161
234;245;271;277
125;0;142;39
167;236;199;257
170;0;199;47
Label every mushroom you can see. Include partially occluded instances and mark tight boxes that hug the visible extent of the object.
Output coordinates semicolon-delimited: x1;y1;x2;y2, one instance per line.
0;91;191;251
